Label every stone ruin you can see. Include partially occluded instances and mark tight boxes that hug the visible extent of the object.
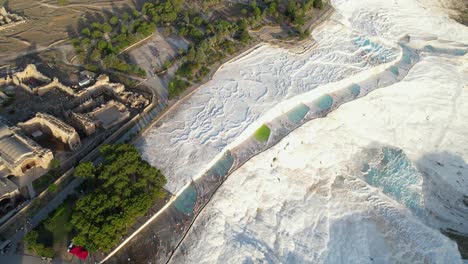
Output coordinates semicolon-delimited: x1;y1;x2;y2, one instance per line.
73;75;149;109
1;64;150;109
0;6;25;30
0;118;53;178
18;113;81;151
1;63;150;143
9;64;75;96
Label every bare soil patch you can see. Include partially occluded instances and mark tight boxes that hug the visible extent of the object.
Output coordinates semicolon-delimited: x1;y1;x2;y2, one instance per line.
0;0;139;63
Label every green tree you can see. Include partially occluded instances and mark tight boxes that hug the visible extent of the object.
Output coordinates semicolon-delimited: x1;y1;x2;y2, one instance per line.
90;49;101;62
122;12;130;21
92;30;103;39
57;0;68;6
195;48;206;64
70;144;166;252
268;2;277;15
81;28;91;36
109;16;119;26
102;23;112;33
97;40;108;50
313;0;324;9
24;230;39;250
91;22;102;30
74;162;96;179
24;231;55;258
48;183;58;193
186;46;196;62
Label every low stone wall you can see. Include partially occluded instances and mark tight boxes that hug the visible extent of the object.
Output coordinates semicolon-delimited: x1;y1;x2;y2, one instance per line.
35;78;74;96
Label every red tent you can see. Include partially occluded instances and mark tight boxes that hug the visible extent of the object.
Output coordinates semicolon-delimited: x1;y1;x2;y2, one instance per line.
69;246;89;260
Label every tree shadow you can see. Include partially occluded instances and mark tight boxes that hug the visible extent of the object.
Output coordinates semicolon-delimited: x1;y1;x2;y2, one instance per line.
13;42;42;68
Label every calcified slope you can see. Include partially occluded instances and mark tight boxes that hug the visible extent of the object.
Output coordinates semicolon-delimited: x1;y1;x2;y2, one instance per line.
170;50;467;263
166;0;468;263
136;19;399;193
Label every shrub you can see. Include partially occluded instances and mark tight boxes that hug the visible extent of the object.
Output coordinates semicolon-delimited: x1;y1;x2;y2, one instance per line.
48;184;58;193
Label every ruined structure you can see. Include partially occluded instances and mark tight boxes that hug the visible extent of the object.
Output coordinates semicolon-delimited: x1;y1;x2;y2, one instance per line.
18;113;81;151
0;71;11;86
0;119;53;177
4;65;149;109
66;111;97;136
74;75;149;108
87;101;130;130
0;7;26;31
11;64;74;96
1;63;149;149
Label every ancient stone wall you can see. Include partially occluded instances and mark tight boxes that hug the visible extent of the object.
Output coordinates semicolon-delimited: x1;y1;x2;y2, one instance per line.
66;111;97;136
0;75;11;86
12;64;51;94
0;120;53;177
18;113;81;151
36;77;75;96
0;7;26;32
88;100;130;129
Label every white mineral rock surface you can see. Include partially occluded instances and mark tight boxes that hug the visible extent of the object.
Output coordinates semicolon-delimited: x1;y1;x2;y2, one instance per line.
137;0;467;262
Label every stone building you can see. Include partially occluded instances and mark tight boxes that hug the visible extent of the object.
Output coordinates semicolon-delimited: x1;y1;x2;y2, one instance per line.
88;100;130;130
74;75;149;109
11;64;74;96
66;111;97;136
0;119;53;177
18;113;81;151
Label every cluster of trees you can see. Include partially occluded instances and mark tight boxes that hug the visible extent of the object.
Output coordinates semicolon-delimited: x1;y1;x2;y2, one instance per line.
71;144;166;252
71;10;151;77
241;0;324;28
168;77;189;98
24;231;55;258
141;0;184;25
70;0;324;98
285;0;323;26
141;2;250;98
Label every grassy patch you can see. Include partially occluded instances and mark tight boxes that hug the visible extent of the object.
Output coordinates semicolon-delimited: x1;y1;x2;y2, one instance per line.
44;200;74;253
24;198;74;258
254;124;271;142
